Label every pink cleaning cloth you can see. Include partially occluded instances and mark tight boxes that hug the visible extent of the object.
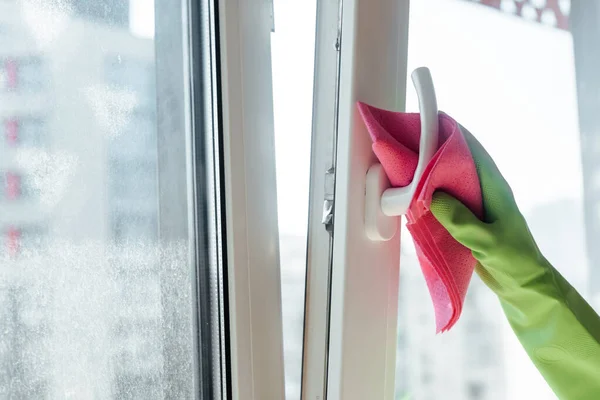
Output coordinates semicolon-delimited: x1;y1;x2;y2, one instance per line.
358;102;483;332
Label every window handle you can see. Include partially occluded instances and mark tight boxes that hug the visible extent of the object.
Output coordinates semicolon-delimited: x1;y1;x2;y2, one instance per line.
364;67;439;241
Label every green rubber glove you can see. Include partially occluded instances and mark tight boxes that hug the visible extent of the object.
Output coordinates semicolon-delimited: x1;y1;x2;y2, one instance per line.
430;127;600;399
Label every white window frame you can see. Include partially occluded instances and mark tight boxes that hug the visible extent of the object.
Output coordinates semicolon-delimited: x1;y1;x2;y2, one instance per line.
303;0;410;399
157;0;285;398
219;1;286;399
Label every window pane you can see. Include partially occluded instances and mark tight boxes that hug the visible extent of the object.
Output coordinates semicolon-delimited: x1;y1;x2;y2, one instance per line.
397;1;583;399
0;1;200;398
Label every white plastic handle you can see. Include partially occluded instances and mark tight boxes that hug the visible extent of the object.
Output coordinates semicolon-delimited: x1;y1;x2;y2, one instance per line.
365;67;439;241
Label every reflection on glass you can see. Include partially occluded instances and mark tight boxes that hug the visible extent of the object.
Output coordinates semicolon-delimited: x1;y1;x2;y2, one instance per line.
396;1;583;399
0;1;194;398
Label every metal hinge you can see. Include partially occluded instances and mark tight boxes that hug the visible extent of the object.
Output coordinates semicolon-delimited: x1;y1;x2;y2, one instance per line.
269;0;275;32
321;167;335;232
321;3;343;235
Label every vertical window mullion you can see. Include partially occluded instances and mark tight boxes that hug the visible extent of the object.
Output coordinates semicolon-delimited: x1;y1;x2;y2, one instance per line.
155;0;228;398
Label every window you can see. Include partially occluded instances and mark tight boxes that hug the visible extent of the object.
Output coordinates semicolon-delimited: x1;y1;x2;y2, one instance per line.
0;0;245;398
1;171;20;200
0;57;44;92
4;0;598;398
5;226;20;257
3;226;45;258
0;0;288;396
1;171;44;201
4;118;18;145
3;117;45;147
0;58;17;90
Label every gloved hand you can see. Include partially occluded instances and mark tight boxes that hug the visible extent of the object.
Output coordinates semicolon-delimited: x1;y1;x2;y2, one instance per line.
430;127;600;400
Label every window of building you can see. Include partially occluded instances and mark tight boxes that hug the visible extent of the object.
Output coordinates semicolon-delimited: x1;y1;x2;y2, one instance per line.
3;117;45;147
0;0;283;398
4;118;18;144
3;0;600;398
5;226;20;257
0;58;17;90
0;1;205;397
1;171;21;200
0;172;43;201
0;57;44;92
4;226;46;258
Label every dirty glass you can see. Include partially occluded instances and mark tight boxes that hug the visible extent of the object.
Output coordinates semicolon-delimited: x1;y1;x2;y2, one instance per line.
0;1;199;398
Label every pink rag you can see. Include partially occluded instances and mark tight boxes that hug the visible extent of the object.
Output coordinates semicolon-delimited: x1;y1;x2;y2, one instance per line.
358;102;483;332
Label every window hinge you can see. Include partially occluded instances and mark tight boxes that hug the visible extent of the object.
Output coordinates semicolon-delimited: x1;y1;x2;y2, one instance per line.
270;0;275;32
322;167;335;232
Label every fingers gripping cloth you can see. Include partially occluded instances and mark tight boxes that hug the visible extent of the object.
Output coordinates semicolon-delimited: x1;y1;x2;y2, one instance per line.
358;102;482;332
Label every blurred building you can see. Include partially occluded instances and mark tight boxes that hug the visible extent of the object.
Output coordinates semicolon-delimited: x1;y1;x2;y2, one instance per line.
0;1;164;398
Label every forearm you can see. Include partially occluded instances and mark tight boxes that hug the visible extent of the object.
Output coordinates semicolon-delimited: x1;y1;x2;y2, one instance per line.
493;264;600;399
